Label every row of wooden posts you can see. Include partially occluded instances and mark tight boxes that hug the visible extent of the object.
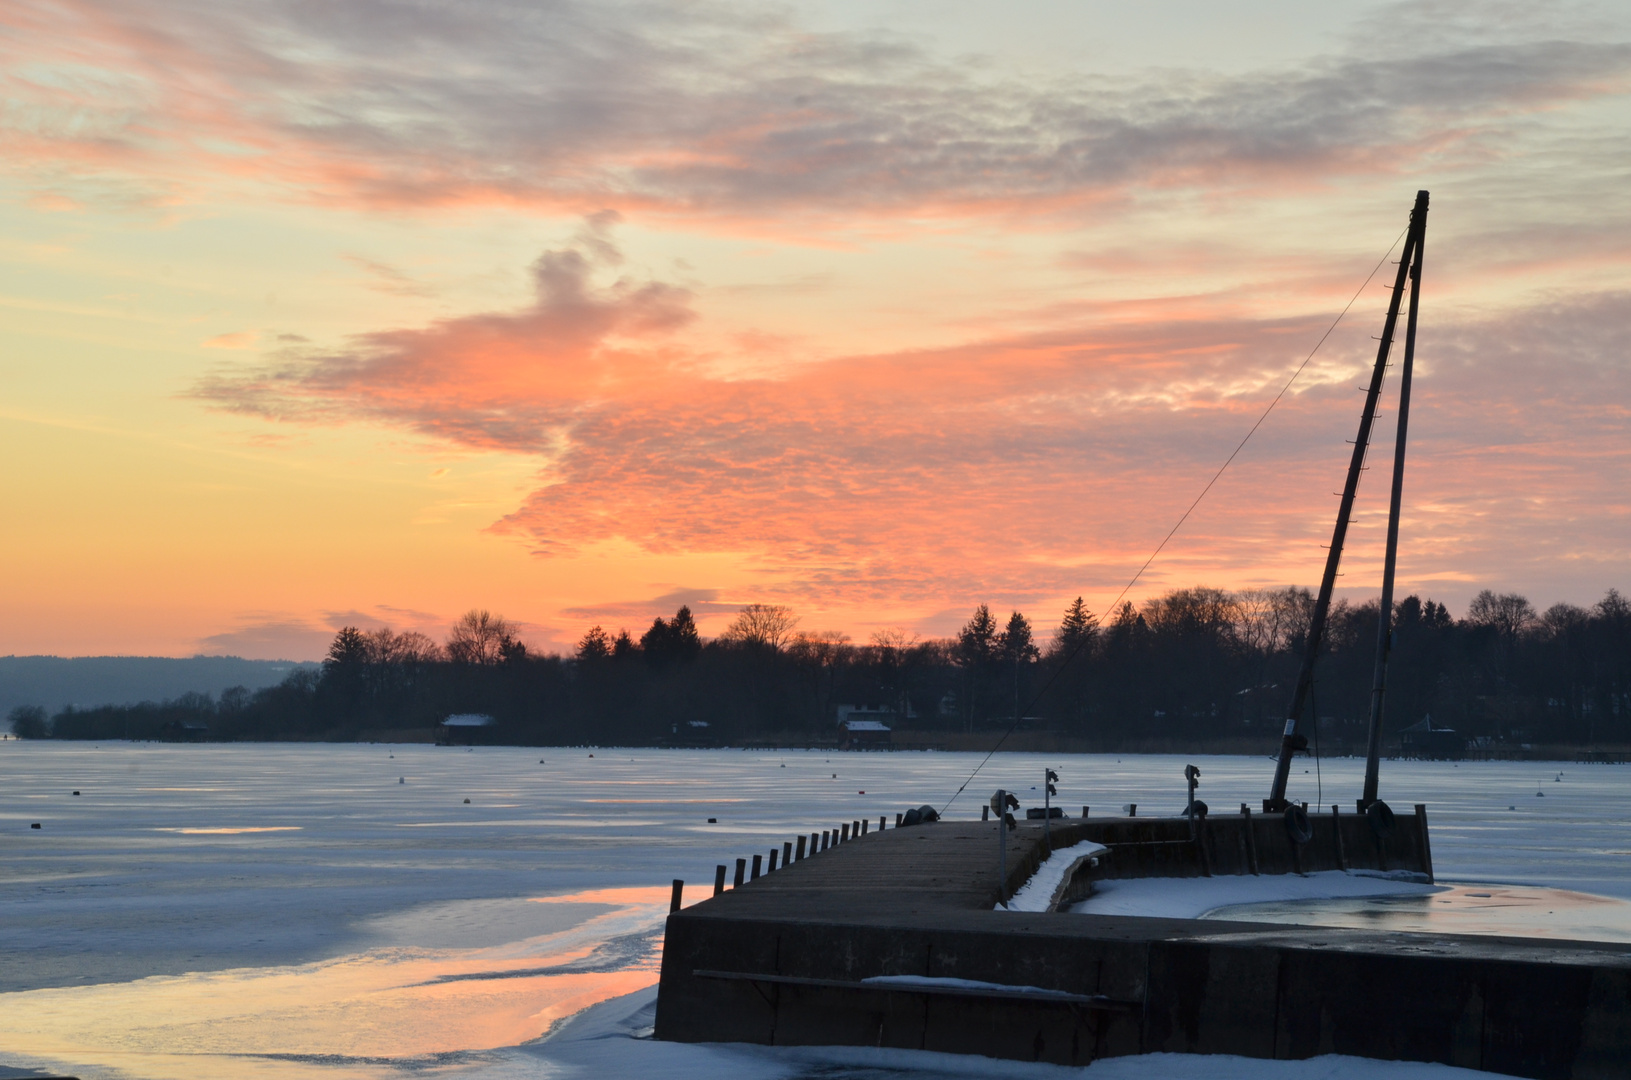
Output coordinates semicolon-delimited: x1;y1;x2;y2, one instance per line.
667;813;898;913
666;804;1103;913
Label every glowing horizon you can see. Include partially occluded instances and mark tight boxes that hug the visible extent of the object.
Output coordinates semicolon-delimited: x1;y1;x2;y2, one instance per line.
3;0;1628;659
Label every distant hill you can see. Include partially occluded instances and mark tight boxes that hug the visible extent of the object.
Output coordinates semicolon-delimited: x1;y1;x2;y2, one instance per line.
1;655;320;719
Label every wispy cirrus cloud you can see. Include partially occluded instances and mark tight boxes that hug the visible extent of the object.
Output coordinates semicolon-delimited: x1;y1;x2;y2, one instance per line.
5;0;1629;221
191;223;1631;614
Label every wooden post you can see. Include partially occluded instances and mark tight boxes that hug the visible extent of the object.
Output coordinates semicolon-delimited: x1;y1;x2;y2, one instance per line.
879;816;886;831
811;831;820;853
860;819;868;835
734;858;746;888
854;819;862;837
750;854;762;880
998;811;1008;908
713;865;726;896
982;805;990;821
795;835;806;860
1241;805;1259;876
1082;806;1090;818
820;830;829;851
767;849;778;872
1415;804;1435;882
670;879;684;913
840;823;849;842
783;840;793;865
1332;804;1349;871
896;812;904;826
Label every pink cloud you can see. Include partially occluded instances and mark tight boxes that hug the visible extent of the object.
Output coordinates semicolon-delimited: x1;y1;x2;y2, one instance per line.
192;226;1631;617
202;330;256;348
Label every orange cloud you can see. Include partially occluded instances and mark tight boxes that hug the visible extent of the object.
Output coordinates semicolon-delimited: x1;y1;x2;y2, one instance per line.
193;226;1631;620
202;330;257;349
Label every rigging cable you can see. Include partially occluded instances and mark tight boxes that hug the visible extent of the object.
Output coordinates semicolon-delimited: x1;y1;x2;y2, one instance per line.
940;226;1411;815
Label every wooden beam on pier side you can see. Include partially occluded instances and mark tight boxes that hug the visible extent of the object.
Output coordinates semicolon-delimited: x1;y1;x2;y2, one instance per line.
656;812;1631;1077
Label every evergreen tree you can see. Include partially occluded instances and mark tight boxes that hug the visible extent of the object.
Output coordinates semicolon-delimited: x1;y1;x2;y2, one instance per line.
577;626;612;661
670;606;703;661
1055;597;1098;654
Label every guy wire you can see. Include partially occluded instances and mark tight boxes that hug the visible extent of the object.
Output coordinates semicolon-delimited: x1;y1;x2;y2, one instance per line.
941;225;1410;815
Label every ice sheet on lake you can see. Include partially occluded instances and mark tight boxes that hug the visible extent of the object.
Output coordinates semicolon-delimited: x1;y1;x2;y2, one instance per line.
1069;869;1439;920
4;741;1628;1079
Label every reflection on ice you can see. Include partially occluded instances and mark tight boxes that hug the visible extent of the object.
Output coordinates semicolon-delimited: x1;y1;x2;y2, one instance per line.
0;887;669;1080
158;826;303;834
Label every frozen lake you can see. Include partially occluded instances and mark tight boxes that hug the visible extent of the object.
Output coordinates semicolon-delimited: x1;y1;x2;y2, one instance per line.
2;741;1628;1080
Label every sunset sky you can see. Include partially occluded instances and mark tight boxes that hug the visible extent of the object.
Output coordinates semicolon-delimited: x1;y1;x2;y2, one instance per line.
3;0;1629;659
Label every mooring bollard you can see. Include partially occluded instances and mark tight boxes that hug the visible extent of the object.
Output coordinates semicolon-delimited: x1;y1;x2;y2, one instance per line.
795;835;807;860
783;840;793;865
751;854;762;880
768;849;778;872
714;865;726;896
670;879;684;913
734;858;746;888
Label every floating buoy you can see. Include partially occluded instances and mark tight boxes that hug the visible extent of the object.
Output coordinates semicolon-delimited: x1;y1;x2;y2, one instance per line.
589;754;594;758
463;798;471;804
399;777;405;784
707;817;717;823
831;774;836;779
1510;805;1516;810
540;759;546;764
858;791;865;795
72;791;80;796
30;823;41;829
1537;791;1545;797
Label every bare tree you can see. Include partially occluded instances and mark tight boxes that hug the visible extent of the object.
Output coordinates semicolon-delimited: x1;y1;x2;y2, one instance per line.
723;603;800;651
365;627;443;665
1466;590;1537;642
392;631;444;664
446;610;518;665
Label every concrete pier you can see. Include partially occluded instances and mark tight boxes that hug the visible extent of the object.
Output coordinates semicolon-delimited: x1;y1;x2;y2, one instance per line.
655;814;1631;1078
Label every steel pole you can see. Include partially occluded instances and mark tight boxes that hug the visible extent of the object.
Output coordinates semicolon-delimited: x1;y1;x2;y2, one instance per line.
1267;198;1422;811
1362;191;1429;809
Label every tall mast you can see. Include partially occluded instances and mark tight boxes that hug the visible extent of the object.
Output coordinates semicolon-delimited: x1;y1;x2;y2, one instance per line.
1361;191;1429;809
1266;191;1428;813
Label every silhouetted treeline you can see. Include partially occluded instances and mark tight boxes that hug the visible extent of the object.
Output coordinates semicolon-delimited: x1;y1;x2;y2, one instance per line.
12;589;1631;749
